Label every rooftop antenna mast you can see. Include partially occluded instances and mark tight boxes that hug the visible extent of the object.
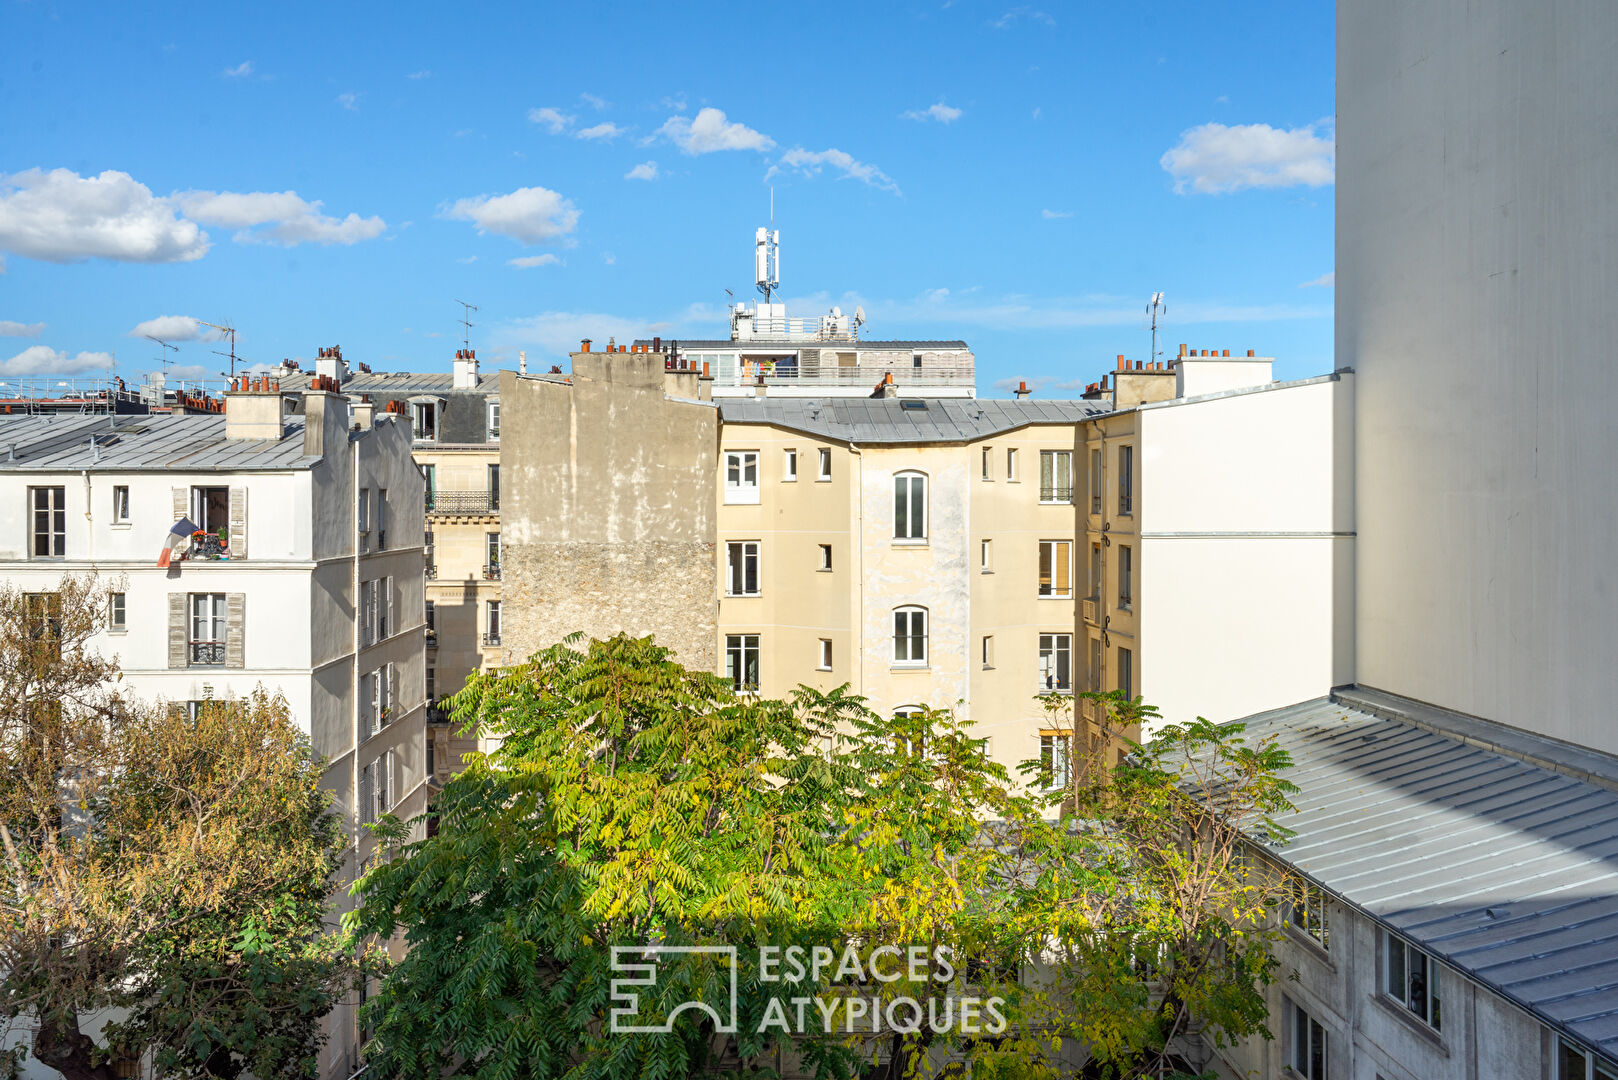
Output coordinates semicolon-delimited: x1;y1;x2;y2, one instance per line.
196;319;239;377
1146;292;1167;366
454;299;478;350
754;190;780;304
145;335;179;375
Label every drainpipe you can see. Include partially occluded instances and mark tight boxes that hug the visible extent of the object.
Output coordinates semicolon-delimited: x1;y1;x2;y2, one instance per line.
848;443;865;712
81;469;94;569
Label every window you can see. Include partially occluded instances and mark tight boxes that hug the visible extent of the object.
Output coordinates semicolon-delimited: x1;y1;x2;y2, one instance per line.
726;634;760;691
1039;732;1072;791
725;451;760;504
376;489;388;548
981;447;992;480
1089;449;1101;514
1288;999;1327;1080
981;634;994;669
112;485;130;524
1559;1037;1618;1080
894;472;927;541
1117;646;1133;699
411;401;437;441
426;665;436;704
1118;445;1134;515
1039;540;1072;598
358;487;370;540
425;600;436;646
892;706;926;757
31;486;66;556
784;449;798;481
377;577;393;639
1118;545;1133;609
486;532;501;579
893;607;928;666
981;538;993;572
1040;450;1073;503
488;464;500;511
485;600;502;646
1090;545;1102;599
817;447;832;481
1006;447;1019;481
1090;637;1102;692
1383;931;1442;1030
487;399;501;440
362;579;379;646
726;541;761;596
818;638;833;670
365;670;382;741
818;544;832;571
188;593;226;666
108;592;127;632
361;750;395;823
422;464;436;510
1039;634;1071;692
190;486;229;535
1289;880;1330;948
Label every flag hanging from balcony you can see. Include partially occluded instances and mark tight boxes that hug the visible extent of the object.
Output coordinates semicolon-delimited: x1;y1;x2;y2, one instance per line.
158;517;198;567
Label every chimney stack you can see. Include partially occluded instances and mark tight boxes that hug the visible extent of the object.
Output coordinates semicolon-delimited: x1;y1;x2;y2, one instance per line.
580;338;592;353
224;376;286;441
314;345;348;385
1015;380;1031;401
453;347;481;389
519;349;528;375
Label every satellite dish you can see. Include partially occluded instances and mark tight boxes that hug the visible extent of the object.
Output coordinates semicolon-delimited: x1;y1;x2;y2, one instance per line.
854;305;866;326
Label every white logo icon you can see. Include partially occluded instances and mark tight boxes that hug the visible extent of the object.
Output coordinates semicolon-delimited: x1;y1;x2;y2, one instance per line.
610;945;739;1034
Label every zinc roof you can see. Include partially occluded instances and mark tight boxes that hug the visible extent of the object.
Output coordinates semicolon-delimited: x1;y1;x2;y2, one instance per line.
1245;694;1618;1058
636;339;971;351
279;371;494;395
716;397;1108;444
0;412;317;471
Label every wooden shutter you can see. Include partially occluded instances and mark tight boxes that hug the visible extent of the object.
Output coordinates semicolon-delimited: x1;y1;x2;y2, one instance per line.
225;593;246;669
167;593;187;668
384;577;394;640
385;662;396;724
228;487;247;558
359;762;373;824
172;487;189;524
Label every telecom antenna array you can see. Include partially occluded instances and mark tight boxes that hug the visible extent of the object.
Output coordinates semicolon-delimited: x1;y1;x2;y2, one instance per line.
1146;292;1167;366
754;227;780;303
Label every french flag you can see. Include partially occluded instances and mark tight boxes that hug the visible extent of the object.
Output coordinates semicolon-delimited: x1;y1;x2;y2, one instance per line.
158;517;197;568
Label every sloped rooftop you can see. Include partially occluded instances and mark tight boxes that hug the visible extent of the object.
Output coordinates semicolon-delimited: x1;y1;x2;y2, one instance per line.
717;397;1109;444
0;412;317;471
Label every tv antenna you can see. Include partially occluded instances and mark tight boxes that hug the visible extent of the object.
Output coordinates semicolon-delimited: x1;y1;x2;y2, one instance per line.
1146;292;1167;366
454;299;478;350
145;335;179;375
195;319;240;377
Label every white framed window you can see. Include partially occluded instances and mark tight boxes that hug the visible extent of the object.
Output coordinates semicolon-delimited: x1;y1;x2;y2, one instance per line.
1558;1037;1618;1080
189;486;229;535
1287;998;1327;1080
31;486;66;557
726;540;761;596
111;485;130;524
1118;544;1133;608
411;401;438;441
892;606;928;666
1289;880;1330;948
892;705;926;757
818;638;832;671
486;532;501;578
818;544;832;571
377;489;388;548
1039;731;1072;791
981;446;992;480
1039;633;1071;692
981;538;992;572
1089;448;1102;514
1118;444;1134;515
726;633;760;691
486;399;501;440
376;577;393;639
817;447;832;481
1038;540;1072;598
1383;931;1442;1030
188;592;226;666
365;669;382;741
981;634;994;669
894;472;927;541
783;448;798;481
1006;447;1019;481
485;600;502;646
358;488;369;547
362;579;379;647
108;592;127;632
1117;646;1133;699
725;451;760;504
1040;450;1073;504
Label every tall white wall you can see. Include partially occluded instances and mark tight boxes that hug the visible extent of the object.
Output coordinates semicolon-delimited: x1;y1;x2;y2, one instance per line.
1341;0;1618;754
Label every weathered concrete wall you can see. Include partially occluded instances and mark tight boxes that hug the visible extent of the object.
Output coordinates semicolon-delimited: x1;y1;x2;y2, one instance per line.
500;358;719;670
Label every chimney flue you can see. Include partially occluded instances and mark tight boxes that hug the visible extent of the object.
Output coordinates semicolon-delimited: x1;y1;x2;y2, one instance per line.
581;338;592;353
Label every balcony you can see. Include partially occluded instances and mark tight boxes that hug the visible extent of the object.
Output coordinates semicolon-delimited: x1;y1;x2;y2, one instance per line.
425;563;438;580
426;704;451;726
483;563;502;580
482;631;501;647
188;640;225;666
426;490;498;516
1039;485;1074;505
425;628;437;648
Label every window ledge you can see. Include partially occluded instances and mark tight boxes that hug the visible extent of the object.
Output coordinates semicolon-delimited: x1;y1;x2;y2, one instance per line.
724;593;763;599
110;522;132;530
1039;594;1074;601
891;539;928;547
891;665;931;673
723;494;761;506
1282;926;1335;971
1372;994;1448;1052
816;567;833;573
107;629;128;636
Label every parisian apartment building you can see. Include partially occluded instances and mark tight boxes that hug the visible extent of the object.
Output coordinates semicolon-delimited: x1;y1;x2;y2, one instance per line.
0;375;428;1080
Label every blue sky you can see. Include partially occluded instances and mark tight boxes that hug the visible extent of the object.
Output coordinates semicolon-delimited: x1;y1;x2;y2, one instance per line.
1;0;1336;395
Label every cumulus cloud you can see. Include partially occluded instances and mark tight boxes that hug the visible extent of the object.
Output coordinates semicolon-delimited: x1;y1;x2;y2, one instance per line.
770;148;900;194
902;101;963;123
575;122;625;141
172;189;387;245
1300;271;1335;288
625;161;659;181
129;315;213;341
0;169;210;263
1041;209;1073;219
657;108;773;154
528;107;574;134
222;61;253;78
508;254;560;268
441;185;579;245
1;345;115;376
0;321;45;337
166;363;214;380
1160;121;1335;194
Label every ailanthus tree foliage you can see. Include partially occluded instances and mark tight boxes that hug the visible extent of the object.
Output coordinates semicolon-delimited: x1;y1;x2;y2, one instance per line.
350;634;1297;1079
0;575;364;1080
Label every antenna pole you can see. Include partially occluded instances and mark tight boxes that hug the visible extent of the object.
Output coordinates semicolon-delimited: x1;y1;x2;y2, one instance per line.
196;319;239;377
454;299;479;350
1146;293;1167;366
145;336;179;375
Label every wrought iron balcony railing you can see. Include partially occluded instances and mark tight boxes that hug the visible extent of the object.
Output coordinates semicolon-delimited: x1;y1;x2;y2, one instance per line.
1040;485;1074;504
482;631;501;647
483;562;502;580
189;640;225;666
425;490;498;515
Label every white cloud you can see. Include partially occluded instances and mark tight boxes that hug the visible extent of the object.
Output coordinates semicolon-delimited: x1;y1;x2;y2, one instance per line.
902;101;963;123
602;252;615;266
1301;271;1335;288
495;309;700;359
575;122;625;141
1;345;115;376
456;255;479;264
1041;208;1072;219
129;315;212;341
993;7;1054;28
579;92;608;110
657;108;774;154
528;107;574;134
1160;121;1335;194
441;186;579;245
166;363;213;380
407;69;431;80
222;61;253;78
625;161;659;181
172;189;387;245
508;254;560;268
1032;106;1042;120
0;169;209;263
0;321;44;337
336;92;360;111
770;148;900;195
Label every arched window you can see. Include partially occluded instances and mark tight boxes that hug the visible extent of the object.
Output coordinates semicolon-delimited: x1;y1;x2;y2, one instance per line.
893;606;928;665
894;472;927;540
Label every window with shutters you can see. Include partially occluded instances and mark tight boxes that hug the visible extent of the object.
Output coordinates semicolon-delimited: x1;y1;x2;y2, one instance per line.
1040;450;1073;503
362;579;378;647
364;670;381;741
724;451;760;504
1039;540;1072;598
188;593;226;666
1039;633;1072;692
30;486;66;557
892;607;928;666
422;464;436;512
190;486;229;536
893;472;927;541
359;760;375;824
376;577;393;639
358;488;369;539
725;634;760;692
725;541;761;596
